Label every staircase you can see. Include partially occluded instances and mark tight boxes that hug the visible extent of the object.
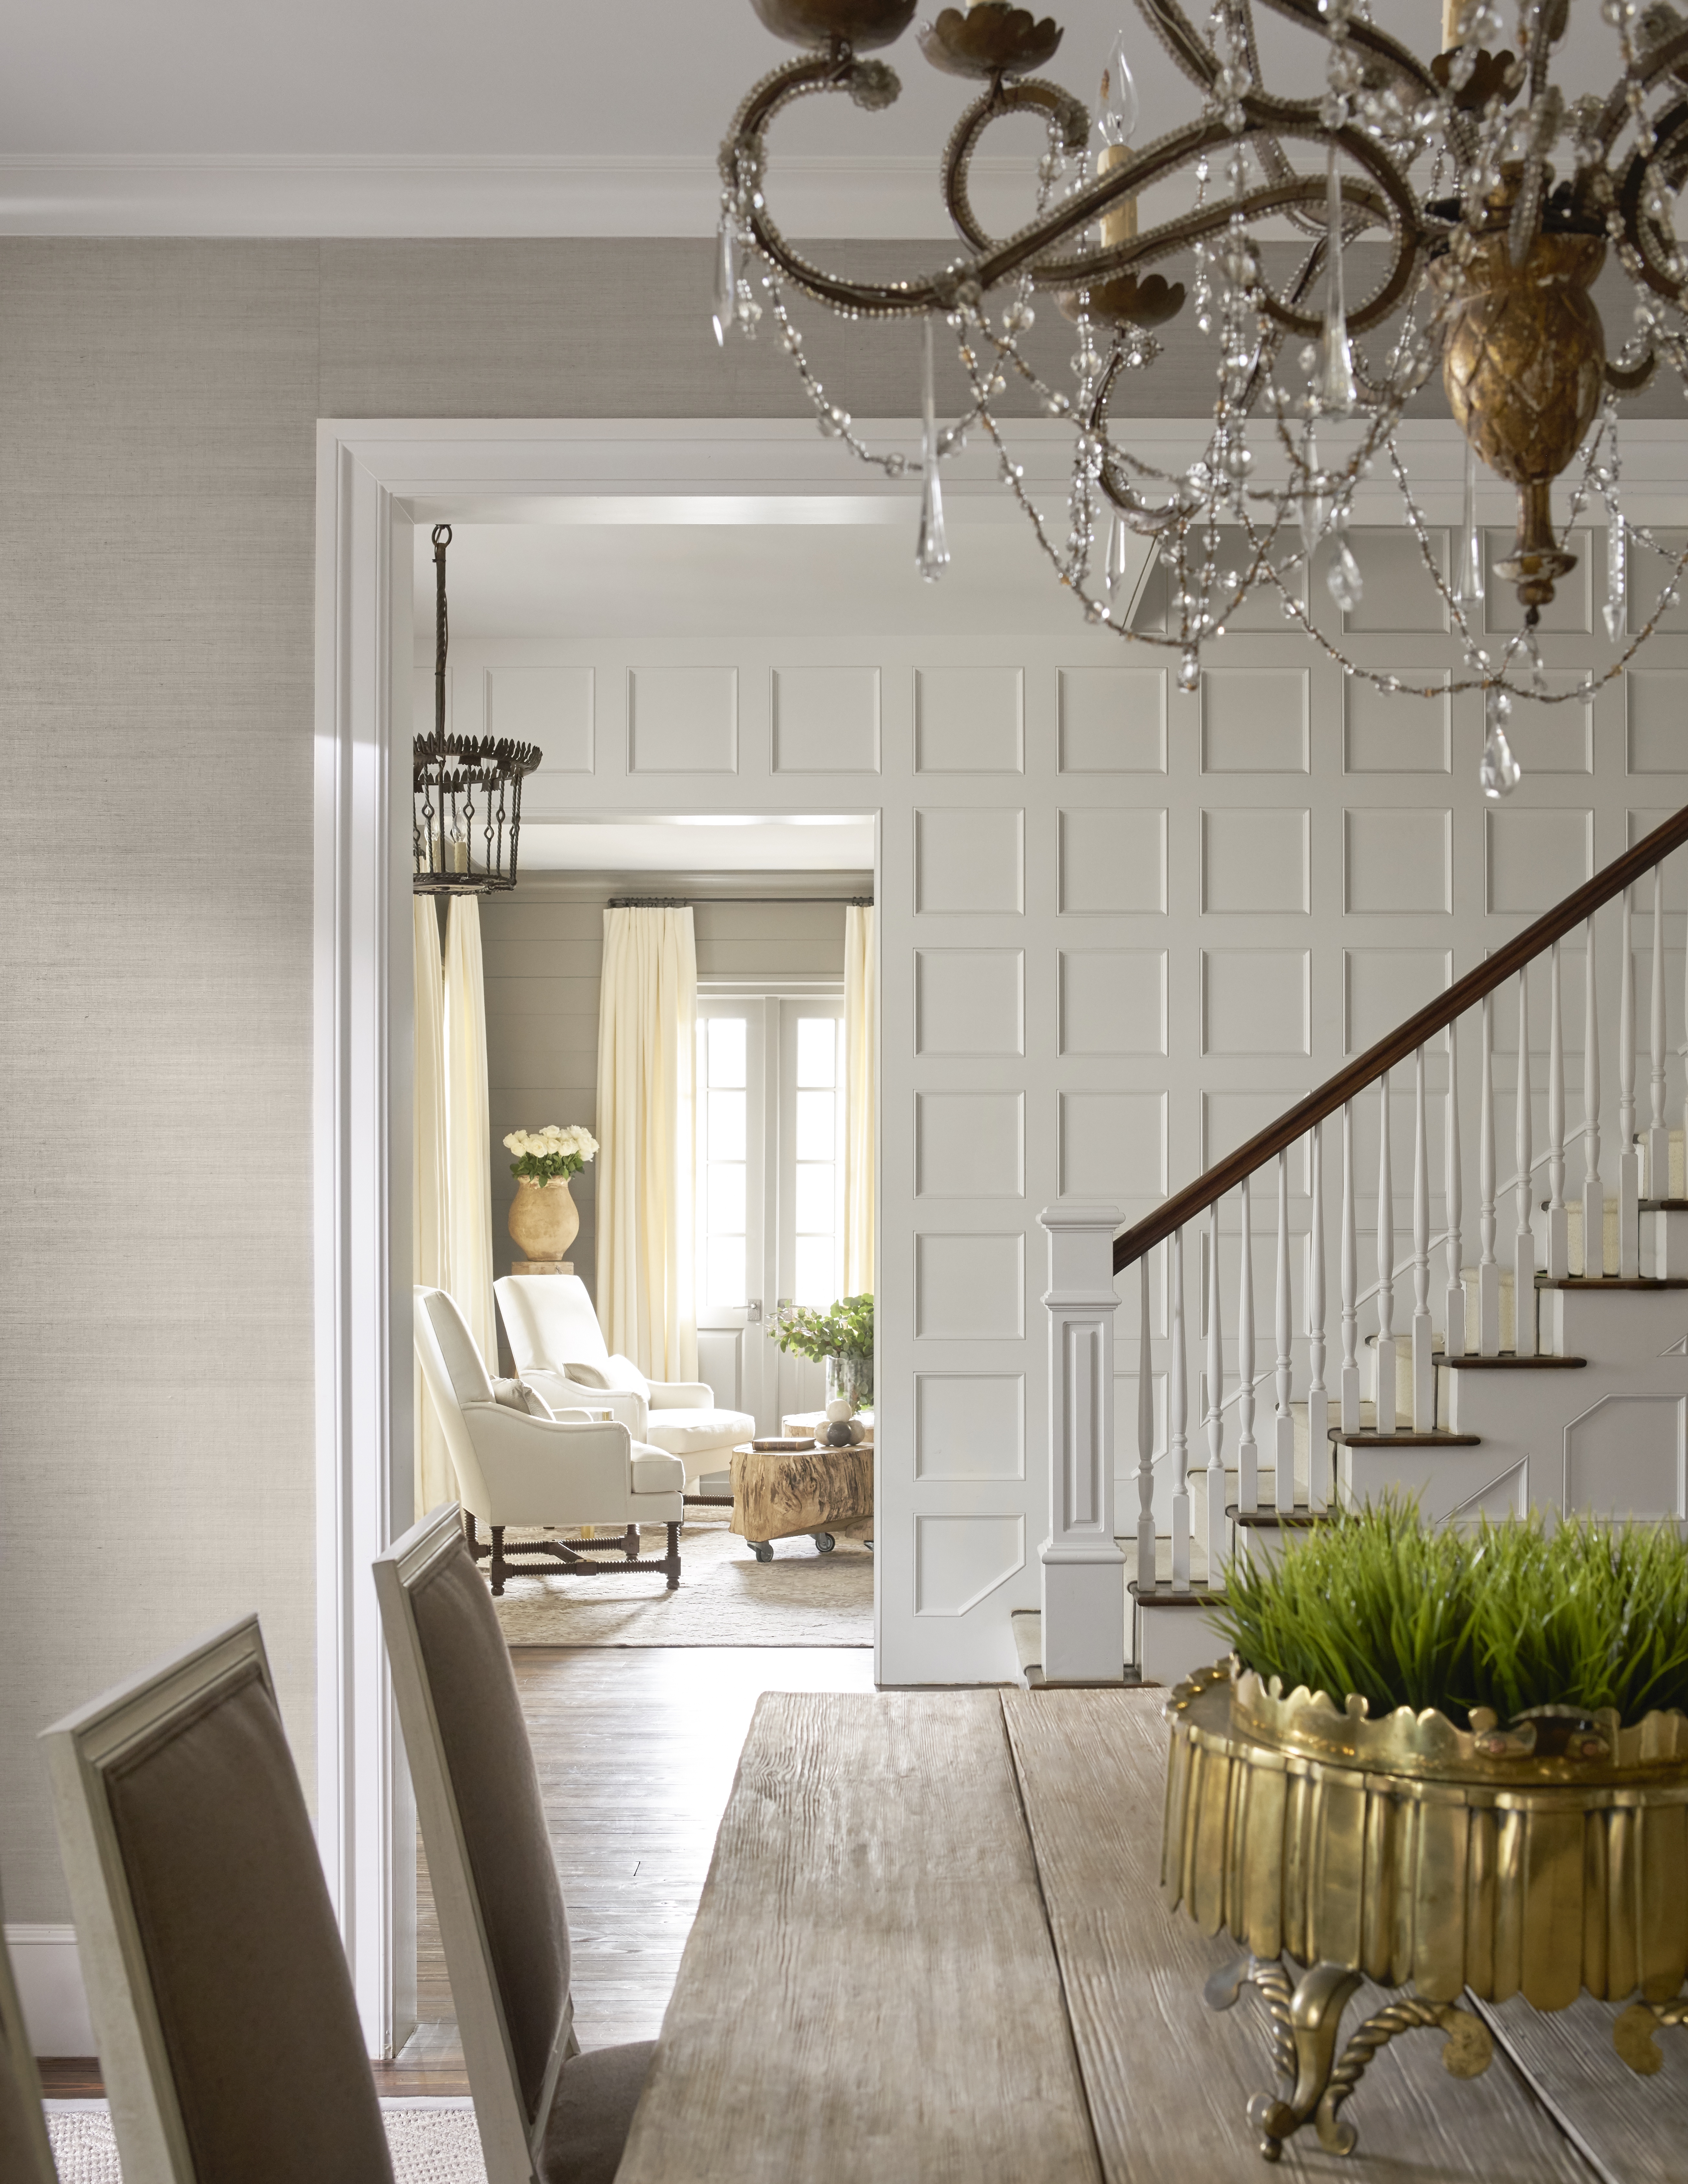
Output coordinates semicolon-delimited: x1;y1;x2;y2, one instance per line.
1118;803;1688;1691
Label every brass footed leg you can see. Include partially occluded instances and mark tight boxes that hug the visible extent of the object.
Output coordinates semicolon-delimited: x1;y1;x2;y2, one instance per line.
1615;1994;1688;2074
1207;1956;1491;2162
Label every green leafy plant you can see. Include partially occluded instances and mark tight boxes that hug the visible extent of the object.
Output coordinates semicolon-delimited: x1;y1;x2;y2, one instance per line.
1215;1499;1688;1728
767;1294;874;1407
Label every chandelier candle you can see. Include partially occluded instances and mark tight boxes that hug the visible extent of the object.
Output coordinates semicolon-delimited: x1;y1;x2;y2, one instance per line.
722;0;1688;793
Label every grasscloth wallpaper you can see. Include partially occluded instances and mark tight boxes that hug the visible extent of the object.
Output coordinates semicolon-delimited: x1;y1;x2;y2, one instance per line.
0;235;911;1926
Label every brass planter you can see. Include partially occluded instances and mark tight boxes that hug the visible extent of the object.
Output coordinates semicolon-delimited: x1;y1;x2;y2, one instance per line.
1163;1661;1688;2161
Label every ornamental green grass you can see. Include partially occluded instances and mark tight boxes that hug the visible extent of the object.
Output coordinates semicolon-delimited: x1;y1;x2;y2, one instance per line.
1215;1499;1688;1729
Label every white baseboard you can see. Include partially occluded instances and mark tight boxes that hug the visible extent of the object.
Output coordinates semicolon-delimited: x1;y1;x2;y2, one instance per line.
6;1926;94;2056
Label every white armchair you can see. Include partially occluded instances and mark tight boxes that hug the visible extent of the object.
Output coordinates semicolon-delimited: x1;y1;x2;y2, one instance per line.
414;1286;685;1594
495;1274;755;1495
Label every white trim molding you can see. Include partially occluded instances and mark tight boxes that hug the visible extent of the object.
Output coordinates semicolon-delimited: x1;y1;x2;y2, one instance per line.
4;1927;94;2057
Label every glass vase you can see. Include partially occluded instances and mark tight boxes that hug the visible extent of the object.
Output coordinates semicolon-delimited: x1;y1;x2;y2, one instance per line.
826;1353;873;1414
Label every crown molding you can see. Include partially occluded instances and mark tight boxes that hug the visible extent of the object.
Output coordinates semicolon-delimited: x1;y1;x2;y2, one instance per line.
0;152;1037;240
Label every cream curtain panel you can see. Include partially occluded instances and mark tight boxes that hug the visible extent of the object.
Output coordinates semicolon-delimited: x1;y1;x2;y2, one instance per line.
444;895;498;1376
412;900;454;1516
844;903;876;1296
595;906;698;1381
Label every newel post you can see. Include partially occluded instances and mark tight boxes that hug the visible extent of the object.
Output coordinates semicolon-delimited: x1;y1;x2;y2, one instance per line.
1039;1202;1126;1684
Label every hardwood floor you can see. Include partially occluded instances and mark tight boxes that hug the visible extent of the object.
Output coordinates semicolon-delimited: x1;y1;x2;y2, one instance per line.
42;1647;876;2101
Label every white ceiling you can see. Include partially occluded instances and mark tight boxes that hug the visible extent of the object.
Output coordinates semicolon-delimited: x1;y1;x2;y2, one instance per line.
516;816;875;871
0;1;1634;237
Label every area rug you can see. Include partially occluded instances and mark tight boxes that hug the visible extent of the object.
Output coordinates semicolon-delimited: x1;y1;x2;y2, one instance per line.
489;1509;873;1647
47;2102;485;2182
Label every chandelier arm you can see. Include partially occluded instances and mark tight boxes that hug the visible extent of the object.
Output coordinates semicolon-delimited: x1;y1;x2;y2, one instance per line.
722;47;869;179
1617;102;1688;302
1132;0;1222;98
1594;25;1688;155
941;78;1091;258
1504;0;1564;269
1251;0;1441;106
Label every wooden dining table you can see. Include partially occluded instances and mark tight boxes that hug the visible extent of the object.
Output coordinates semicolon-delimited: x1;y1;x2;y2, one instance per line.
613;1686;1687;2184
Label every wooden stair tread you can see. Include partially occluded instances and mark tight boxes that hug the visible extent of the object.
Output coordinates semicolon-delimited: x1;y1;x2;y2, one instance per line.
1438;1353;1588;1368
1537;1276;1688;1289
1128;1581;1224;1607
1330;1428;1482;1446
1226;1505;1318;1529
1639;1198;1688;1211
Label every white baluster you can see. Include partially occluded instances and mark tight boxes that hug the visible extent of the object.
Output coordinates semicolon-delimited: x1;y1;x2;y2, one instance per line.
1412;1046;1434;1429
1307;1123;1329;1509
1340;1101;1360;1431
1584;913;1604;1278
1205;1202;1227;1584
1136;1253;1156;1597
1479;992;1501;1355
1648;869;1669;1200
1376;1070;1396;1433
1516;969;1537;1356
1620;885;1640;1278
1169;1225;1189;1590
1445;1017;1465;1356
1236;1181;1257;1513
1275;1151;1295;1512
1546;939;1568;1279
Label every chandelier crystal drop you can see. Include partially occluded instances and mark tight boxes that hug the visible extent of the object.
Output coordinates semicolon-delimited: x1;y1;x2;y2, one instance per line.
720;0;1688;792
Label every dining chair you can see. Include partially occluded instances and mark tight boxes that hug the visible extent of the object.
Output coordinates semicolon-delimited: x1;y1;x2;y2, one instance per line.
41;1616;395;2184
373;1503;654;2184
0;1875;57;2184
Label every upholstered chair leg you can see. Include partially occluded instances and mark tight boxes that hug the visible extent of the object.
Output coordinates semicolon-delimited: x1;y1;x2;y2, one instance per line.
463;1511;478;1554
622;1523;640;1561
490;1526;507;1596
664;1520;682;1591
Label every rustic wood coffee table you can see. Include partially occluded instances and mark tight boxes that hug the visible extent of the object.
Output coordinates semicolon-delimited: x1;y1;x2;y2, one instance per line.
728;1440;873;1561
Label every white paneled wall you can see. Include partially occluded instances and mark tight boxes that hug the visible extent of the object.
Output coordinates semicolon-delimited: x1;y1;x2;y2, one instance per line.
439;524;1688;1679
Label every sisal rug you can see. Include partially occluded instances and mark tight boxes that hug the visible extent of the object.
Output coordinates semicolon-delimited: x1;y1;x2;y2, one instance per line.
489;1509;873;1647
48;2102;486;2182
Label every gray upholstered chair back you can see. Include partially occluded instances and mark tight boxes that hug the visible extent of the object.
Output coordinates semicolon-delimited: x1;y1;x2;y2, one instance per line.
374;1505;575;2184
43;1618;394;2184
0;1877;56;2184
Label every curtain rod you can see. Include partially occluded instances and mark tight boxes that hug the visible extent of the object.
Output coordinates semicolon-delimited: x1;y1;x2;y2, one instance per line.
607;895;873;908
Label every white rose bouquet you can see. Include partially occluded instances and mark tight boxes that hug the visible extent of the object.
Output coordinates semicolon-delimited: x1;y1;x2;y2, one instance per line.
503;1123;599;1184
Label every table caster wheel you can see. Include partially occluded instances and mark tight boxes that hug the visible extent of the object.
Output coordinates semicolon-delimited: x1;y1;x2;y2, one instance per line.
750;1540;774;1563
863;1539;874;1552
814;1532;836;1554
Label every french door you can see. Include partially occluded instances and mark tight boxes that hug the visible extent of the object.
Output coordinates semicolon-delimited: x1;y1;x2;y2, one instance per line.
695;991;847;1435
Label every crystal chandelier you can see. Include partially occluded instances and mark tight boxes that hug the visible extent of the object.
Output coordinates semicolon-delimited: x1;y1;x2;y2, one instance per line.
414;525;542;894
718;0;1688;795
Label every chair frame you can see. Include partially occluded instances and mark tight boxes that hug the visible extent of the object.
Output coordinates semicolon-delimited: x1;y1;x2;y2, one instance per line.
40;1617;278;2184
0;1878;57;2184
373;1503;570;2184
462;1511;680;1598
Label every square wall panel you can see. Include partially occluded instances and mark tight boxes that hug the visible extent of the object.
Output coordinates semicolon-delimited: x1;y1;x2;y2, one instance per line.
486;666;594;772
1627;671;1688;773
1201;667;1309;773
1209;526;1303;627
1339;528;1449;631
915;807;1024;914
1202;948;1310;1056
1058;806;1166;914
915;1232;1025;1339
1344;807;1451;914
1345;948;1452;1053
915;1374;1026;1480
1345;675;1450;773
916;1090;1024;1198
1626;529;1688;634
1057;667;1167;773
914;1514;1026;1615
628;665;738;772
1487;808;1593;913
915;948;1024;1057
1058;949;1166;1056
915;666;1024;773
1200;807;1309;914
771;665;881;773
1486;528;1592;632
1508;674;1592;774
1059;1090;1167;1202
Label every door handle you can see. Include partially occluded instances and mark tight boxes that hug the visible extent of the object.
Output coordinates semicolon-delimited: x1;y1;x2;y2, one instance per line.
745;1299;763;1323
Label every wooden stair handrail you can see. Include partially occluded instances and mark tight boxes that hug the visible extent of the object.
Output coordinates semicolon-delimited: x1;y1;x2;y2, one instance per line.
1113;801;1688;1274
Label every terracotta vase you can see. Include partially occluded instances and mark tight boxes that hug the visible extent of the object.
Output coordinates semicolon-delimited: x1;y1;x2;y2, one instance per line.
508;1174;580;1262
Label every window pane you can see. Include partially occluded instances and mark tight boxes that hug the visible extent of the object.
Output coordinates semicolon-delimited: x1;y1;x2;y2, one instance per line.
793;1234;836;1306
796;1016;836;1088
795;1089;834;1161
794;1162;834;1234
707;1161;746;1233
707;1015;746;1089
706;1236;746;1306
707;1089;746;1161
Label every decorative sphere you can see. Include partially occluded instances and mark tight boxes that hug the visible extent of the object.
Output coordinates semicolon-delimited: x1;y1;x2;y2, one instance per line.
826;1397;854;1422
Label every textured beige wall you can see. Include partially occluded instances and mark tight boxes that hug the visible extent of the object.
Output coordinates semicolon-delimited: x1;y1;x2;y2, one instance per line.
0;234;884;1924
